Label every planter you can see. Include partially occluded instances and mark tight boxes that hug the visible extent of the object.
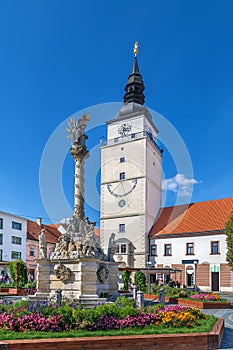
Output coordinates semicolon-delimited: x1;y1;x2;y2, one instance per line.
0;318;224;350
178;298;231;309
165;296;178;304
144;294;159;300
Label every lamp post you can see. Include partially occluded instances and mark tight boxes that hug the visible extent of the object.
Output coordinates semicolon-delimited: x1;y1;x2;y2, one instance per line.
146;261;152;294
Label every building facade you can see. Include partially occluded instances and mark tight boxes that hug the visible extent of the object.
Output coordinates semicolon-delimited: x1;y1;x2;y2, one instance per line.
149;198;233;292
0;211;27;270
100;54;162;268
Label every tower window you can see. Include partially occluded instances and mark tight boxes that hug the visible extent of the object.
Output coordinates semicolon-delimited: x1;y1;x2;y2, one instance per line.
120;244;127;253
120;157;125;163
151;245;157;256
119;224;125;233
0;219;3;230
119;172;125;180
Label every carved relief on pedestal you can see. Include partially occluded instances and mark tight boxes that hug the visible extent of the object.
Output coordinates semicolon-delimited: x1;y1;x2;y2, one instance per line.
55;264;71;282
97;263;109;283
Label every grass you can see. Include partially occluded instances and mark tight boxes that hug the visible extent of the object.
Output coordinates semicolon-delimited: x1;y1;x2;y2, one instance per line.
0;316;217;340
186;297;228;302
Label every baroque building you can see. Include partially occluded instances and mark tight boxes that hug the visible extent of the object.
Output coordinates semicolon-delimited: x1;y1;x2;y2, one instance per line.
100;49;163;268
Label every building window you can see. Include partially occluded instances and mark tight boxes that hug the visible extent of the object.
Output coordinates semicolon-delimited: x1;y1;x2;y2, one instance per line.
119;224;125;233
0;218;3;230
151;245;157;256
120;157;125;163
0;250;2;262
11;236;22;245
11;251;21;259
0;234;2;245
12;221;22;230
164;244;171;256
114;137;119;143
211;241;219;254
116;245;120;253
186;242;194;255
29;249;35;257
131;133;136;139
120;244;127;253
119;172;125;180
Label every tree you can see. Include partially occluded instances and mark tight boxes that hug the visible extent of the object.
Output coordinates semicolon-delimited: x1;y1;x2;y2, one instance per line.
8;259;28;287
225;213;233;269
122;270;131;290
134;271;146;291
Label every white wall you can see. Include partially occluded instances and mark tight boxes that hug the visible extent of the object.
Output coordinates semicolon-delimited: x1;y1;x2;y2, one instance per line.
153;234;227;265
0;212;27;262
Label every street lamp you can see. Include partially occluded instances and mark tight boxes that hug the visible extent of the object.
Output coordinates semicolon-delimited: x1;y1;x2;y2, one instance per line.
146;261;152;294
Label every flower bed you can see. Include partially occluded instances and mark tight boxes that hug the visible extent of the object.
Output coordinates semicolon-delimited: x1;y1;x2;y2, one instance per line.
178;293;230;309
0;318;224;350
0;298;224;349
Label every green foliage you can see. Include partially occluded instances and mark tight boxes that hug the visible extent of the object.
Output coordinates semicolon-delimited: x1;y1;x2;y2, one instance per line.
162;286;181;297
121;270;131;290
8;260;28;287
72;302;137;325
134;271;146;292
225;213;233;269
115;296;136;308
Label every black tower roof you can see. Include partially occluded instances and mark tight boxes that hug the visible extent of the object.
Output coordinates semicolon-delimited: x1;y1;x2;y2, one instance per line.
123;49;145;105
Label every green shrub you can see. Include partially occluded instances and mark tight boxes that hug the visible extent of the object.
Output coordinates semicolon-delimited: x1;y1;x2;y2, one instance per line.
134;271;146;292
115;296;136;308
121;270;131;290
8;260;28;287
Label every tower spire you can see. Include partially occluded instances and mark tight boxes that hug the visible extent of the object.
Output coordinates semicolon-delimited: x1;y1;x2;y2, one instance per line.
124;42;145;105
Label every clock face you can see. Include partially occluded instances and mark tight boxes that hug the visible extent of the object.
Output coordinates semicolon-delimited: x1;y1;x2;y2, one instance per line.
107;179;137;198
118;123;131;136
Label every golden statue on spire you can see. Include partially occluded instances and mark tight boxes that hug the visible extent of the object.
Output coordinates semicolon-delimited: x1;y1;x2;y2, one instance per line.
134;41;138;57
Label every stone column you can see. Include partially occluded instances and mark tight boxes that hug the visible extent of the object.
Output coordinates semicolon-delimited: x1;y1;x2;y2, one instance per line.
70;144;89;219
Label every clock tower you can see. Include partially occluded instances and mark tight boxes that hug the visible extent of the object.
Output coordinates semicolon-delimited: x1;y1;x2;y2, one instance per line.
100;45;163;268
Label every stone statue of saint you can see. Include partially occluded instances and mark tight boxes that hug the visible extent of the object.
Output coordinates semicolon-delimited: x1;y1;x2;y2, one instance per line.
39;229;47;259
66;114;90;145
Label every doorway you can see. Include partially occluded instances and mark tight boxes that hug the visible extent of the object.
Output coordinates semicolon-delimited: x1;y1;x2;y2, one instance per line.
211;272;219;291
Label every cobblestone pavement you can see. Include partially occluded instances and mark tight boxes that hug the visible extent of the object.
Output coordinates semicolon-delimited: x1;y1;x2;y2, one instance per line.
202;294;233;350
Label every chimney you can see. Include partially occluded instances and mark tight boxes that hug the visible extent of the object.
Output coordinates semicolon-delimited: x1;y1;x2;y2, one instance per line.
36;218;42;226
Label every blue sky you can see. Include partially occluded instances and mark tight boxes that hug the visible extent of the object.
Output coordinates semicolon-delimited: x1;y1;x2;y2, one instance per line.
0;0;233;225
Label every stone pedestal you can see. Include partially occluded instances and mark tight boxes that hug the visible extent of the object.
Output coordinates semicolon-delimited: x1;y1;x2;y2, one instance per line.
33;258;52;300
49;258;99;301
97;261;119;297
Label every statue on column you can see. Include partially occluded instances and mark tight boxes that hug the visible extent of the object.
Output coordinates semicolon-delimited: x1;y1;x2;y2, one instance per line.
66;114;90;146
39;229;47;259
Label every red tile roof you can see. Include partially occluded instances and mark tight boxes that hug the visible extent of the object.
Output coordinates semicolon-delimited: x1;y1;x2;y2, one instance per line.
94;228;100;238
27;220;61;244
27;220;100;242
150;197;233;237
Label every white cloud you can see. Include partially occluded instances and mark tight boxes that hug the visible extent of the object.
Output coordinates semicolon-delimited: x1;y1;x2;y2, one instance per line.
162;173;199;197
